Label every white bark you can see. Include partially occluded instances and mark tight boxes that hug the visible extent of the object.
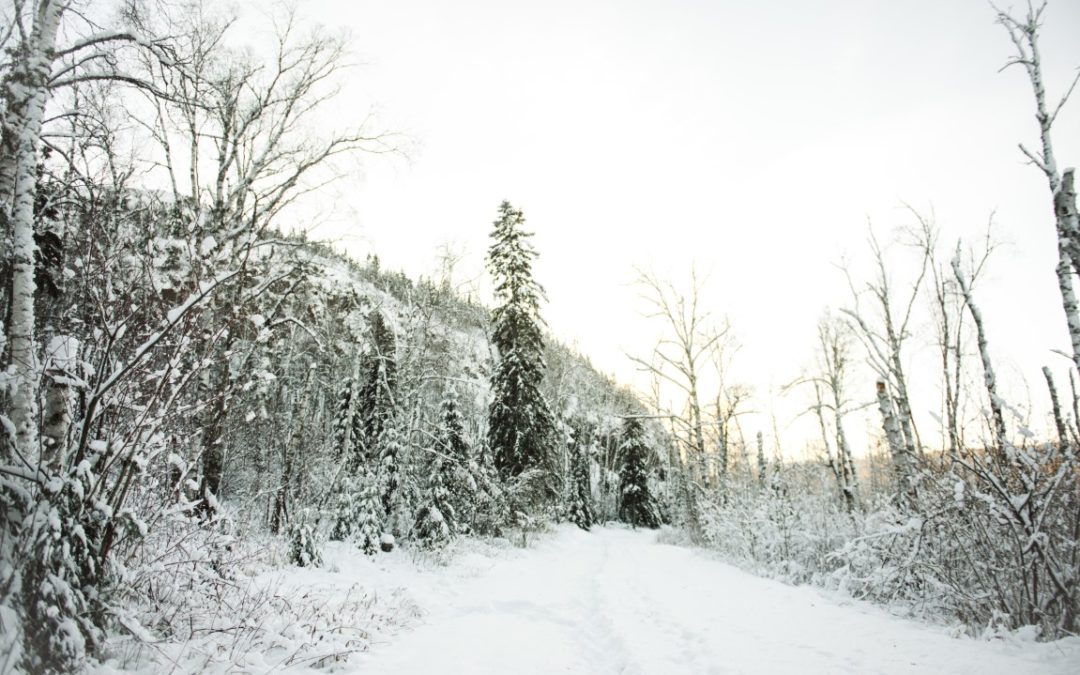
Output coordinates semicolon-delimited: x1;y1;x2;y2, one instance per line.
41;335;78;471
951;256;1008;455
1041;366;1067;447
999;4;1080;370
876;379;911;504
3;0;65;460
755;430;766;486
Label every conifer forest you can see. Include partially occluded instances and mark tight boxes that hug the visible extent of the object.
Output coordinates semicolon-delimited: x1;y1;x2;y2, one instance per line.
1;1;1080;673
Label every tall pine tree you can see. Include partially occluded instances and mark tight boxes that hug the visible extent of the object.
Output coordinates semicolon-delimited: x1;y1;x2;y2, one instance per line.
437;393;477;532
358;310;397;462
413;455;454;549
354;470;384;556
486;201;556;487
618;417;661;529
567;426;595;531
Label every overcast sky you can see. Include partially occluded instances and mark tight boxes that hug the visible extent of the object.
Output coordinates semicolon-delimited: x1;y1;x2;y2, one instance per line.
297;0;1080;456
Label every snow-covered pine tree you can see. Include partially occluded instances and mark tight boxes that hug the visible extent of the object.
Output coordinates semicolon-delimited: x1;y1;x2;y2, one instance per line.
354;471;384;556
329;368;366;541
358;310;397;462
486;201;556;489
436;392;476;532
330;480;359;541
378;424;413;538
288;519;323;567
567;429;595;531
413;453;454;549
618;417;661;529
331;377;362;463
470;437;506;535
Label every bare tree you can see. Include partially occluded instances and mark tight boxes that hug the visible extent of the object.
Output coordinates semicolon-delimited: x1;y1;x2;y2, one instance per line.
841;224;929;492
631;266;729;487
816;313;860;511
915;209;997;461
997;1;1080;371
951;250;1008;456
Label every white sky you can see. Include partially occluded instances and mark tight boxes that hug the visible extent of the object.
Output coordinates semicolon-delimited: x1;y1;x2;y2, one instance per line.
295;0;1080;457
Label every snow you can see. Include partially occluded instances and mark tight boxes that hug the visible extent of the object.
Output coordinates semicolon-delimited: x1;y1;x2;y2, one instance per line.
98;526;1080;674
346;526;1080;675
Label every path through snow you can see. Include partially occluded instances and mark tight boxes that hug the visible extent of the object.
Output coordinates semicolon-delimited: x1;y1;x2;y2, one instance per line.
349;525;1078;675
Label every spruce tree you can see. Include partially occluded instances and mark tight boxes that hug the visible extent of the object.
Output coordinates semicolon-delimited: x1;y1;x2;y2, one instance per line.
354;471;384;556
471;437;506;535
358;310;397;462
618;417;661;529
567;431;594;531
414;455;454;549
330;474;360;542
331;376;363;465
288;521;323;567
436;393;476;532
329;359;365;541
377;424;405;521
486;201;556;487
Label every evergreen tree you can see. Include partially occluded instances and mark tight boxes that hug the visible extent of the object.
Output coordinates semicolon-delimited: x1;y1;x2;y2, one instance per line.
288;521;323;567
358;310;397;462
378;425;402;512
354;471;384;556
618;417;661;529
486;201;556;487
435;393;477;533
412;502;450;549
331;376;363;465
330;474;361;542
471;437;506;535
378;424;414;538
414;454;454;549
567;430;595;531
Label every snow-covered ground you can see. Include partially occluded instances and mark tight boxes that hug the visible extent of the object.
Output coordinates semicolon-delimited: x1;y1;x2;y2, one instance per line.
353;526;1079;674
100;525;1080;674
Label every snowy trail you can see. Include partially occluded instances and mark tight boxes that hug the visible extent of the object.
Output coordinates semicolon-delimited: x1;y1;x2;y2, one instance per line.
351;526;1078;675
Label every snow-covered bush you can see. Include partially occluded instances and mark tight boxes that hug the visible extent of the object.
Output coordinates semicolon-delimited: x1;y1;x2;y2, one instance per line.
699;463;854;585
288;523;323;567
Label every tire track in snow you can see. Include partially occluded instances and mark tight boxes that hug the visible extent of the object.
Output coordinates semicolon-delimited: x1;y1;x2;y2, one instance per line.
576;527;643;675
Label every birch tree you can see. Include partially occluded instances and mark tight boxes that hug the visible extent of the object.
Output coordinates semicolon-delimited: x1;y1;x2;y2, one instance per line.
841;226;929;493
951;253;1008;455
0;1;179;464
631;267;728;487
997;2;1080;371
809;312;860;512
917;210;998;461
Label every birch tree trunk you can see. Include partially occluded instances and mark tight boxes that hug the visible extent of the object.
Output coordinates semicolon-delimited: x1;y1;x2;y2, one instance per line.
1;0;65;461
1042;366;1068;448
876;379;912;505
833;394;858;512
40;336;78;472
755;430;766;487
952;257;1008;456
999;5;1080;370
